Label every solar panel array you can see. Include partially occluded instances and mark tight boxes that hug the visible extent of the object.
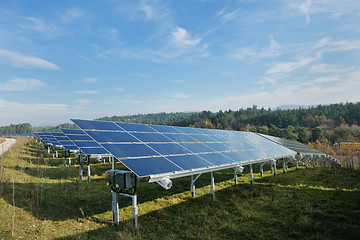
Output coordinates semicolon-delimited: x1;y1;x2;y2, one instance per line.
71;119;296;178
60;129;110;156
257;133;324;155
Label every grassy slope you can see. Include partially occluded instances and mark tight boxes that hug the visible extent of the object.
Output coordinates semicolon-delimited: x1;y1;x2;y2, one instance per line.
0;138;359;239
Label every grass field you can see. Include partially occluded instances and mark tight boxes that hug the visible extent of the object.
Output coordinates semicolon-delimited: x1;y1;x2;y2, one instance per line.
0;138;359;239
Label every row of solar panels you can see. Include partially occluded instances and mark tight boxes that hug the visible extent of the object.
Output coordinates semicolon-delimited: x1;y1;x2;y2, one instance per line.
24;119;336;179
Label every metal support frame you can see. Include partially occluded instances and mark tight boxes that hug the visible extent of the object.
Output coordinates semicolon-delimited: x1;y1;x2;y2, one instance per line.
210;171;215;201
249;164;254;185
260;162;267;177
272;160;277;176
110;156;138;228
112;190;119;225
234;166;243;185
191;173;202;197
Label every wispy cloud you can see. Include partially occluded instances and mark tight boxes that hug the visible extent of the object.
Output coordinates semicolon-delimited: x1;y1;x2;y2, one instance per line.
0;78;46;91
115;0;171;22
267;57;314;74
19;16;61;38
0;49;59;69
75;90;99;94
113;87;125;92
74;99;92;106
169;91;193;99
286;0;360;25
231;35;281;61
60;8;85;23
101;28;120;41
128;72;148;78
82;77;97;83
215;6;242;23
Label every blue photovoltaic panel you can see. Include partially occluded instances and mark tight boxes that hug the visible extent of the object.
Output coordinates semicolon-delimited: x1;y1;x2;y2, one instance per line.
72;119;297;178
49;132;79;151
166;155;212;170
85;131;139;143
199;152;235;166
60;128;110;156
101;143;159;158
148;124;182;134
121;157;182;177
257;133;324;155
115;122;156;132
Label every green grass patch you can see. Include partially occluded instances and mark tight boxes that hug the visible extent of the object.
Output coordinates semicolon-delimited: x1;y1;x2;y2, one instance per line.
0;139;359;239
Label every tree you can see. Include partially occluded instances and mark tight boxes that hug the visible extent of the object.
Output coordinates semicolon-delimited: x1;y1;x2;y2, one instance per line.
311;127;326;142
283;125;297;140
268;124;282;137
297;127;309;143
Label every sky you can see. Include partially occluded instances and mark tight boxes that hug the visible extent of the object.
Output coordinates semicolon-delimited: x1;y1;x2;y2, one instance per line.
0;0;360;126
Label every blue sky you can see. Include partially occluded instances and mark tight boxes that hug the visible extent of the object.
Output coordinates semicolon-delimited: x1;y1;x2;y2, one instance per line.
0;0;360;126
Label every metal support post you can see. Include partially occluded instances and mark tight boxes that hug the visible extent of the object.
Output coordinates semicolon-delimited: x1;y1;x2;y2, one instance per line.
234;170;238;185
132;194;138;228
296;159;299;169
64;157;67;167
69;157;71;166
273;160;277;177
210;172;215;201
112;190;119;225
260;164;263;177
191;174;202;198
250;164;254;185
283;159;286;173
79;163;83;181
87;165;91;182
56;150;58;159
112;156;115;169
191;175;195;197
305;157;308;169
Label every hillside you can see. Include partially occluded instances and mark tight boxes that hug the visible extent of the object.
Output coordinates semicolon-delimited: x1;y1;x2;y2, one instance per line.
0;138;359;239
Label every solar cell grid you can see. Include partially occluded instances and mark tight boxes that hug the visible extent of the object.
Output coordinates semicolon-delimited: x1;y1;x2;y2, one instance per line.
71;119;297;178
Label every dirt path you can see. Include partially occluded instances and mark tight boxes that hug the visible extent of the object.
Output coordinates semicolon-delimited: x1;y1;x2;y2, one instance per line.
0;138;17;156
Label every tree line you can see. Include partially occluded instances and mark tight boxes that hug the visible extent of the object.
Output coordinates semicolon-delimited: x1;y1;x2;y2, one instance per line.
1;102;359;144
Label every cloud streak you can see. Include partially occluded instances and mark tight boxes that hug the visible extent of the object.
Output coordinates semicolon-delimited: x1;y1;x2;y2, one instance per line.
0;49;59;69
0;78;46;91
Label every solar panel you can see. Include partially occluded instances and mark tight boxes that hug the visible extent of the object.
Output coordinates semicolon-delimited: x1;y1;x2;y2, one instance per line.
51;132;79;151
72;119;296;178
60;129;111;156
257;133;325;155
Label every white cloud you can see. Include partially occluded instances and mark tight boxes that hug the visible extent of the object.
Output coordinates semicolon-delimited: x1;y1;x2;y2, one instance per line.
121;99;142;104
60;9;85;23
172;27;201;48
215;6;242;23
19;16;61;38
0;99;68;126
74;99;92;106
169;91;193;99
266;57;314;74
312;76;339;83
0;78;46;91
129;72;148;78
102;28;120;41
113;87;125;92
173;79;185;84
83;77;97;83
115;0;171;22
75;90;99;94
231;35;281;61
309;64;355;73
0;49;59;69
